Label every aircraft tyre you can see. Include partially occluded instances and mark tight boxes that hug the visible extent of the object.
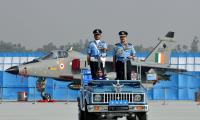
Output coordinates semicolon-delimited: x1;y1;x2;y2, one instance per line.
43;93;51;101
136;112;147;120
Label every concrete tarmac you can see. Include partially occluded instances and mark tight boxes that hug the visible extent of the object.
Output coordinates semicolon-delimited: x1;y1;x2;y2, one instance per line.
0;101;199;120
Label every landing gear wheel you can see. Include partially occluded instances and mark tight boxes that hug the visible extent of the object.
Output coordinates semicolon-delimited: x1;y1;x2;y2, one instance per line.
41;92;51;101
44;93;51;101
37;78;52;101
136;112;147;120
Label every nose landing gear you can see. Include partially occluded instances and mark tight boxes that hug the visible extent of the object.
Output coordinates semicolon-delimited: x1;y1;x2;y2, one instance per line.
36;78;52;101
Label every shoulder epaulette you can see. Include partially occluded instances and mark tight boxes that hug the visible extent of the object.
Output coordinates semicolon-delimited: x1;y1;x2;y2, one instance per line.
128;43;132;45
89;41;93;44
115;43;121;46
101;41;105;43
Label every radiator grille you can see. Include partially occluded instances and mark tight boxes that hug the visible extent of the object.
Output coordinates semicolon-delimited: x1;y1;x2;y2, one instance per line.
93;93;144;103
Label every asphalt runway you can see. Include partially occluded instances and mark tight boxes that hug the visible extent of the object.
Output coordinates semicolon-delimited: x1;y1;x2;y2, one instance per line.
0;101;199;120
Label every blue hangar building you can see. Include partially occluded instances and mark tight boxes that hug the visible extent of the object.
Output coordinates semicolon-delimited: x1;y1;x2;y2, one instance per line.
0;52;200;101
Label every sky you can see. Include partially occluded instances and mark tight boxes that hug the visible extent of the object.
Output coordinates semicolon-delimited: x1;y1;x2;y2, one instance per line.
0;0;200;49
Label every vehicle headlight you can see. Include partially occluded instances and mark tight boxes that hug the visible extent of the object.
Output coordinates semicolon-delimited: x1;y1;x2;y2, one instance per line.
93;94;102;102
134;94;143;102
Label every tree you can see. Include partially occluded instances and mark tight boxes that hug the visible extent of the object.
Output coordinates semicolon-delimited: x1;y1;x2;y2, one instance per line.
173;44;182;52
59;45;65;50
182;45;188;52
190;36;199;52
36;42;57;52
0;40;29;52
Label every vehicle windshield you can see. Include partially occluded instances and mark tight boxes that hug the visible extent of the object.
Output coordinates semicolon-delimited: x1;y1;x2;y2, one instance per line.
88;80;141;87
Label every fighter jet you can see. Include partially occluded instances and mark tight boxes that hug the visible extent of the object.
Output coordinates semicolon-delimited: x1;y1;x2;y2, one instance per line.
6;48;90;100
6;49;86;80
5;31;186;100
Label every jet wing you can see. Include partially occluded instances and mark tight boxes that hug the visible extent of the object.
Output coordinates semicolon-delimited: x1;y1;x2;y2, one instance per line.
104;58;186;81
131;60;185;71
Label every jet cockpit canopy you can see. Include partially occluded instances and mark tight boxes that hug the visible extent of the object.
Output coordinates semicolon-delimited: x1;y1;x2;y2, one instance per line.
41;50;68;60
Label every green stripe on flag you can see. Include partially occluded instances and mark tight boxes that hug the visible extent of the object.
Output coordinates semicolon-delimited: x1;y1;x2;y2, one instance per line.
155;53;159;63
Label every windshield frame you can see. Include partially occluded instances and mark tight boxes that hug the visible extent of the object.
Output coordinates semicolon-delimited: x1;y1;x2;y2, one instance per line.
88;80;141;87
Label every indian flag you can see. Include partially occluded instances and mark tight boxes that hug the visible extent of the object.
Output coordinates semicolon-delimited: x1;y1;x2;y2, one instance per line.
155;52;165;64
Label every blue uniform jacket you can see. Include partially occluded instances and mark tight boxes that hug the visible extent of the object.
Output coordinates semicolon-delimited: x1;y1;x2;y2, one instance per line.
113;42;136;61
87;40;107;57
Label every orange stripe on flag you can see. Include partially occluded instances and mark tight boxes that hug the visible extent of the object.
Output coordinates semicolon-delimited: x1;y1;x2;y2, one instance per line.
160;52;165;64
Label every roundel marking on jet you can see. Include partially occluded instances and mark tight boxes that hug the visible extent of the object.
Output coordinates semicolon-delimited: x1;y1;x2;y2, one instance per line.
59;63;65;70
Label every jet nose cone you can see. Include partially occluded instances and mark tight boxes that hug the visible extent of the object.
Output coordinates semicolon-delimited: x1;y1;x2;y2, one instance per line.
5;66;19;74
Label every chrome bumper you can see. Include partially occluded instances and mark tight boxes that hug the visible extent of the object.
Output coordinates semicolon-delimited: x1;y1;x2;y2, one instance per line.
87;104;148;113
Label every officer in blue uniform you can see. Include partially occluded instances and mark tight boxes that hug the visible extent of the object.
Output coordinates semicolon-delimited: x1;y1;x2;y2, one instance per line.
113;31;136;80
87;29;107;79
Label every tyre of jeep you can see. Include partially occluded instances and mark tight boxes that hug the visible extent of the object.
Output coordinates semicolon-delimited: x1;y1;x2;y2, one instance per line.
136;112;147;120
127;115;136;120
77;97;85;120
84;104;96;120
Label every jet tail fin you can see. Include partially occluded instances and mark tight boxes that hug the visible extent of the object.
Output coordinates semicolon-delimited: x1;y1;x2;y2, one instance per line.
144;31;175;65
165;31;174;38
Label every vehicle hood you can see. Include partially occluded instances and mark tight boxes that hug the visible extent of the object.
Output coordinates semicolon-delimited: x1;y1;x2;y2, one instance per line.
92;85;145;93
